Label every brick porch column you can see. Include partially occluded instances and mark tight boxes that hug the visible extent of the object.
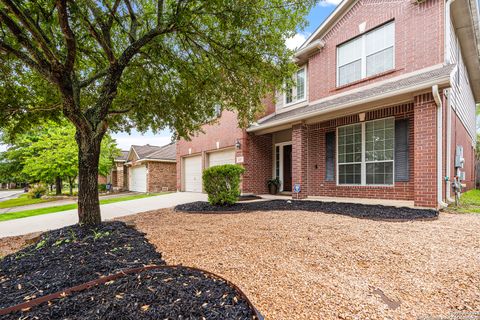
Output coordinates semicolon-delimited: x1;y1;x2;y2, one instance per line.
413;93;437;208
242;133;272;195
292;123;308;199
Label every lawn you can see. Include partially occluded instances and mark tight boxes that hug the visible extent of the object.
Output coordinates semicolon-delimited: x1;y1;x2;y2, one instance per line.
0;194;57;209
0;193;166;222
449;189;480;213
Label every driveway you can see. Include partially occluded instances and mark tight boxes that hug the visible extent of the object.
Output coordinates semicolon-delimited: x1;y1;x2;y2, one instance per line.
0;190;24;202
0;192;206;237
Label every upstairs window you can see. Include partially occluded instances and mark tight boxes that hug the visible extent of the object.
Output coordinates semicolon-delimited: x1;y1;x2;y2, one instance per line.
337;21;395;86
285;67;306;105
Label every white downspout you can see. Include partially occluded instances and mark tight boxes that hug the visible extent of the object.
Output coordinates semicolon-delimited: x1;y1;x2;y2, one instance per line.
445;0;455;203
433;85;448;208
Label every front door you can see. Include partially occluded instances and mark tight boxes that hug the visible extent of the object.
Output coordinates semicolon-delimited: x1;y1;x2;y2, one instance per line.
283;145;292;192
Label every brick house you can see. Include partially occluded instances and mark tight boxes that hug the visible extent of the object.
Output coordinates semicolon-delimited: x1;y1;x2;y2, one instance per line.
118;144;176;193
176;0;480;208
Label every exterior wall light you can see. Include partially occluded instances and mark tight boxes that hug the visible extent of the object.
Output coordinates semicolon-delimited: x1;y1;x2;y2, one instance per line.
235;139;241;149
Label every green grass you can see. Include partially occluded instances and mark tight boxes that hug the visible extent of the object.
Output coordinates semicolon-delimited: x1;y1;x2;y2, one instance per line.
0;194;57;209
449;189;480;213
0;193;167;222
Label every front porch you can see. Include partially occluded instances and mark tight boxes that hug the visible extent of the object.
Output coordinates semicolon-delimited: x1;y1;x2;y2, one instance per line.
242;94;441;208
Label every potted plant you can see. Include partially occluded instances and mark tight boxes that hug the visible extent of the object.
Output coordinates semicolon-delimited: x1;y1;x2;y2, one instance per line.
267;177;281;195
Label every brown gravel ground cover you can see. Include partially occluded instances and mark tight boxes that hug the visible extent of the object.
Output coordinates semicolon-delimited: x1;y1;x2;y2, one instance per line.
119;209;480;320
1;209;479;319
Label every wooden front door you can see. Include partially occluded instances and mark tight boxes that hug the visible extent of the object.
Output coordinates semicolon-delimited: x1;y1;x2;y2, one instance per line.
283;145;292;192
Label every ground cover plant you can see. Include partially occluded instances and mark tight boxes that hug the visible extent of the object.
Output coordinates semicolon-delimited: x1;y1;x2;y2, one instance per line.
175;199;439;221
448;189;480;213
0;193;165;222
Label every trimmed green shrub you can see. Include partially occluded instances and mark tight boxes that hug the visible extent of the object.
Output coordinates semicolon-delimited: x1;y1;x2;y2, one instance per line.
203;164;245;205
98;184;107;192
27;184;48;199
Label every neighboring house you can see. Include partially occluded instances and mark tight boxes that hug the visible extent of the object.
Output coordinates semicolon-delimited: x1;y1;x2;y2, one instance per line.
176;0;480;208
111;150;129;191
125;144;176;193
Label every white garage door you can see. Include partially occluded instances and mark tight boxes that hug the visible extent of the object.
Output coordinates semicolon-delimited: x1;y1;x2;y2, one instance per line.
129;165;147;192
184;156;202;192
208;149;235;167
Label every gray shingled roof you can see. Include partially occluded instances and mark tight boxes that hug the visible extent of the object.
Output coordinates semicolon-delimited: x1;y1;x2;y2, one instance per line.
115;150;129;162
145;143;176;161
130;143;176;162
251;64;454;130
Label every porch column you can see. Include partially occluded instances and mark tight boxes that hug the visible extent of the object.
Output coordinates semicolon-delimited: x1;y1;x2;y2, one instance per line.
292;123;308;199
242;133;273;195
413;93;438;208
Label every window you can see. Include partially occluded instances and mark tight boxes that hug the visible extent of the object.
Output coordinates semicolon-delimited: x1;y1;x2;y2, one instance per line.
337;118;395;185
285;67;306;105
337;22;395;86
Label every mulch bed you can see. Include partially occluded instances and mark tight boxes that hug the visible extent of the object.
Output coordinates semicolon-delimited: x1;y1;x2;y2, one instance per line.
175;199;439;221
4;267;258;320
0;221;165;309
0;222;259;320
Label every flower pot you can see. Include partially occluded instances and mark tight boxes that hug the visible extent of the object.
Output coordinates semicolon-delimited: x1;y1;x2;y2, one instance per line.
268;184;278;195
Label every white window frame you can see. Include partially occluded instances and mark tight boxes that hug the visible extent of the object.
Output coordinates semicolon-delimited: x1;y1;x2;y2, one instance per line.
273;141;292;192
336;117;395;187
336;21;395;87
284;66;307;107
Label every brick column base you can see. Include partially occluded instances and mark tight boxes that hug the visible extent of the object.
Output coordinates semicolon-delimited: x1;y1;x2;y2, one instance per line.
292;124;308;199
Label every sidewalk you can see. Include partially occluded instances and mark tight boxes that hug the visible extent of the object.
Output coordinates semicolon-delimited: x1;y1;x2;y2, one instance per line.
0;192;207;238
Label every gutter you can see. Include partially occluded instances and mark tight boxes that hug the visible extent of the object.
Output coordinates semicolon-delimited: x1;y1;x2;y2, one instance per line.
248;73;451;132
433;85;449;208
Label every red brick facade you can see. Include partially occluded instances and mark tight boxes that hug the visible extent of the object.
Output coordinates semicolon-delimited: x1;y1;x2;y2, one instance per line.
175;0;476;208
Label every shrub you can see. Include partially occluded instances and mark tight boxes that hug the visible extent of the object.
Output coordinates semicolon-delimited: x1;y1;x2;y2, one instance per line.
27;184;48;199
203;164;245;205
98;184;107;192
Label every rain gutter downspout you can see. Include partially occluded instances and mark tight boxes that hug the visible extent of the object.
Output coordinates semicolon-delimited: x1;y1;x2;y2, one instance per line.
433;85;448;208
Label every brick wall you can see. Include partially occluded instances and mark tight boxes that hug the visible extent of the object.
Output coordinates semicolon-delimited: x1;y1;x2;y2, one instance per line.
413;93;438;208
242;133;273;194
98;175;107;184
307;0;444;102
304;103;415;201
292;124;308;198
112;163;125;191
147;161;176;193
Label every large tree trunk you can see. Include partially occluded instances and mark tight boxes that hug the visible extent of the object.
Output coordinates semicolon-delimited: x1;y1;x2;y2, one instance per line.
55;176;62;196
76;131;103;226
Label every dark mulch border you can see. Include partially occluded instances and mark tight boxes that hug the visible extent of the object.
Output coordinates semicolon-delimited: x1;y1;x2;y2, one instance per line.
2;265;261;320
175;199;439;221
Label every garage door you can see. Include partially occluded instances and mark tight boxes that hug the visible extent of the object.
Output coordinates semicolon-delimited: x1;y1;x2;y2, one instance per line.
129;165;147;192
208;149;235;167
184;156;202;192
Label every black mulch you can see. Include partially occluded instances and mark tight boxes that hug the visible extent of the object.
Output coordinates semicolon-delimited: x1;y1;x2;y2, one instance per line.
5;267;257;320
0;221;165;309
175;199;439;221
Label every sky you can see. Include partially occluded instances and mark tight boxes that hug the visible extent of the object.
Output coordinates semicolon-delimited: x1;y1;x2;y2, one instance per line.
111;1;340;151
0;1;340;152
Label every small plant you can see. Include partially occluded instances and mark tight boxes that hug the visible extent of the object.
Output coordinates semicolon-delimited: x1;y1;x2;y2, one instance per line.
98;184;107;192
93;229;111;241
35;239;47;250
203;164;245;205
267;177;281;195
27;184;48;199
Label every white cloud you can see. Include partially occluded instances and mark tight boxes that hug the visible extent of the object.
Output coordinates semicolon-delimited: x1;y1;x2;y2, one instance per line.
286;33;308;50
319;0;342;6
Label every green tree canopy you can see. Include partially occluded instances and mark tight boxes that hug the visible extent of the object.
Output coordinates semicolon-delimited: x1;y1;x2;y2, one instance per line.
0;0;316;225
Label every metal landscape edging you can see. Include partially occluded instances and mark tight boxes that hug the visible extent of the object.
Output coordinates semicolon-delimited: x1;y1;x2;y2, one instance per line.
0;264;264;319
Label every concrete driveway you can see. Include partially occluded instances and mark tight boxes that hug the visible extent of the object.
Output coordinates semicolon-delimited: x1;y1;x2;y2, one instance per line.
0;192;206;238
0;190;24;202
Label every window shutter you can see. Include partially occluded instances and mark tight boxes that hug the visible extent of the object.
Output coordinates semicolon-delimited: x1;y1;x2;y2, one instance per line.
395;119;409;182
325;131;335;181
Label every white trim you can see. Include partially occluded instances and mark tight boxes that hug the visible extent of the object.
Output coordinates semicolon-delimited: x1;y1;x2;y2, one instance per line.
336;117;395;187
274;142;292;192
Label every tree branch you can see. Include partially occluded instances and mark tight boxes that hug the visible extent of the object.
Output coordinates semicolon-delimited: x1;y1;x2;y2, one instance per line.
56;0;76;72
124;0;138;42
1;0;59;64
79;68;109;88
108;107;132;115
157;0;164;27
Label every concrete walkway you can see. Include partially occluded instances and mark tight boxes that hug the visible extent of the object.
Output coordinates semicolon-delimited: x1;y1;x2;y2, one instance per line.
0;192;207;238
0;192;141;214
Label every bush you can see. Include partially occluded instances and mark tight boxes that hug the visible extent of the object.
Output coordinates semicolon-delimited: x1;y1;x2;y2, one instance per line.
27;184;48;199
203;164;245;205
98;184;107;192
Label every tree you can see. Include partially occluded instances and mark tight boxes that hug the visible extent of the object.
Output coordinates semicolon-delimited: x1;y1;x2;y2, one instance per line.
0;0;315;225
2;121;120;195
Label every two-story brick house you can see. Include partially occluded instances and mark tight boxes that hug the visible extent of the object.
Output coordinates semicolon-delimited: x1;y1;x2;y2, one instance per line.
176;0;480;208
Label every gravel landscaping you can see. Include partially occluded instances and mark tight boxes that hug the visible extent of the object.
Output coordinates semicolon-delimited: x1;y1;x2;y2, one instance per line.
120;208;480;320
175;199;439;221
